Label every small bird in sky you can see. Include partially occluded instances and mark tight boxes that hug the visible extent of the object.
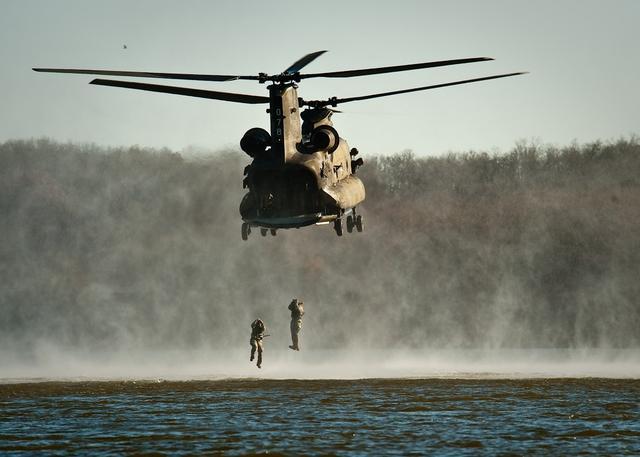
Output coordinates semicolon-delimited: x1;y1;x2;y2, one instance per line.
123;44;127;50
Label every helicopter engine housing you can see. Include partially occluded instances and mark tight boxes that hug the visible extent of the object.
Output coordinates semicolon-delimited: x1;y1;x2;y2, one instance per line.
297;125;340;154
240;127;272;157
310;125;339;153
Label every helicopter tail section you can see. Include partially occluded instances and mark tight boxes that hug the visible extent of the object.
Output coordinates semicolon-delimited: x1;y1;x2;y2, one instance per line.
268;85;302;165
240;164;321;222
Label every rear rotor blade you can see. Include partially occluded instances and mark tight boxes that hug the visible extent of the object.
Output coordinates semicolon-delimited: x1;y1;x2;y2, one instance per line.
304;72;528;107
90;79;269;104
283;50;327;74
33;68;259;82
299;57;494;80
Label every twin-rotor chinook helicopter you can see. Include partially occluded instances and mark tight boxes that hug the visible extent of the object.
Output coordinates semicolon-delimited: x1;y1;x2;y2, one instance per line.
34;51;525;240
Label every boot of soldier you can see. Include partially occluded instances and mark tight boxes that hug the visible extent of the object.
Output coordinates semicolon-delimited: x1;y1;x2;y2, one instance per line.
250;348;255;362
289;334;299;351
257;352;262;369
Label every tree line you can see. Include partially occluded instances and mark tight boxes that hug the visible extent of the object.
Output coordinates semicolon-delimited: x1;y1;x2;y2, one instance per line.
1;137;639;351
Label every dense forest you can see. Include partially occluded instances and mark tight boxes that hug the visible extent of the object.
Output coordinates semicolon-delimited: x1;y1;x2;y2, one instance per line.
1;138;639;354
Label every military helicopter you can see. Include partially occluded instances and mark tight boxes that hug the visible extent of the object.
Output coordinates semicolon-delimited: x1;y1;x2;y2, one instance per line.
33;52;525;239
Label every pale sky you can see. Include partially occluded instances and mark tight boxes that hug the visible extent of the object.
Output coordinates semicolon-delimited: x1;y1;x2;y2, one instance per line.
1;0;638;156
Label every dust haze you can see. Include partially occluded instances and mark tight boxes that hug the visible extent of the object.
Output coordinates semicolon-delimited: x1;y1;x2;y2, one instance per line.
1;138;639;379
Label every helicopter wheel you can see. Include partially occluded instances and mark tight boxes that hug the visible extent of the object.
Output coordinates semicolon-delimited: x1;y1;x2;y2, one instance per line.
334;218;343;236
355;215;363;232
260;228;268;237
270;229;277;236
241;223;250;241
346;215;354;233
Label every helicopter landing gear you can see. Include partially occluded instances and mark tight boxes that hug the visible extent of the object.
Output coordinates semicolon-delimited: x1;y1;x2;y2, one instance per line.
241;222;251;241
344;208;363;234
346;215;354;233
334;218;343;236
242;224;276;240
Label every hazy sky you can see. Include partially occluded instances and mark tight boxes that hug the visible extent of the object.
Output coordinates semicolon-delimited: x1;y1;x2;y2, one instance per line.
1;0;638;156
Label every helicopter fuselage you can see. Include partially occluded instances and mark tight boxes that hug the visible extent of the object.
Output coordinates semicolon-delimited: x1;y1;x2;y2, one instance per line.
239;83;365;233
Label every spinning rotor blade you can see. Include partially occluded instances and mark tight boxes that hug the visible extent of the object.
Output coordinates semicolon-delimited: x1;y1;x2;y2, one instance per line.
284;50;327;74
90;79;269;104
306;72;528;106
33;51;330;83
33;68;259;82
299;57;493;80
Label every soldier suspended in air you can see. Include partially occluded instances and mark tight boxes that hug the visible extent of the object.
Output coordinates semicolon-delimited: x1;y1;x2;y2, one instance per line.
250;318;266;368
288;298;305;351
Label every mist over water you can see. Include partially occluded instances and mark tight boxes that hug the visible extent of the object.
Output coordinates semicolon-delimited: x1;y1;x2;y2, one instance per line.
1;138;639;380
3;348;640;382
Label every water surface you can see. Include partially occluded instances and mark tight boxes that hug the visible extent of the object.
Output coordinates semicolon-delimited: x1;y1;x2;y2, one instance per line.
2;378;639;455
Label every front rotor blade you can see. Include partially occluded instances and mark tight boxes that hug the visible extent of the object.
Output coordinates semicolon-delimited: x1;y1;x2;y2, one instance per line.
33;68;259;82
299;57;494;80
90;79;269;104
327;72;527;105
283;50;327;74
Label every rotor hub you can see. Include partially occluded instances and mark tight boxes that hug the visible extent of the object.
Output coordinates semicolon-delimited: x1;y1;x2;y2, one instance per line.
259;72;302;84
